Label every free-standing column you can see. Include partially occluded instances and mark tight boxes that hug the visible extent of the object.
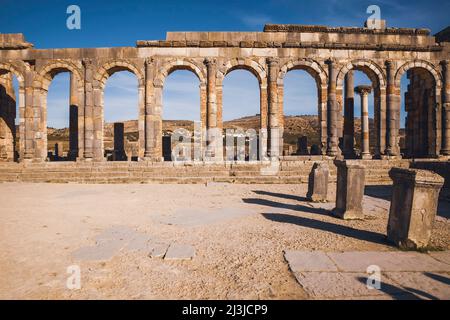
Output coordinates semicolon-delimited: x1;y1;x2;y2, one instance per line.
267;57;280;158
326;59;339;157
385;60;399;156
441;60;450;155
82;59;94;160
355;85;372;159
343;71;355;158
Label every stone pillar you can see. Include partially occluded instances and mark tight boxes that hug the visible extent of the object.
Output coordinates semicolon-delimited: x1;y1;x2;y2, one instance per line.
297;136;309;155
83;59;94;160
385;60;399;156
326;59;339;157
267;57;280;158
441;60;450;155
144;58;157;160
387;168;444;249
306;162;329;202
332;160;365;220
343;71;356;158
113;122;126;161
23;69;34;161
204;58;220;160
355;85;372;159
68;73;79;160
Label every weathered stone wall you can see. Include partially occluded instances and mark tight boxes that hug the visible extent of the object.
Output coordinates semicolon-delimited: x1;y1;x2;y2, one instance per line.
0;24;449;163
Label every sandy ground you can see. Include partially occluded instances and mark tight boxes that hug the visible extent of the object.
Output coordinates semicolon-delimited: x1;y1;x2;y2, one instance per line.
0;182;449;299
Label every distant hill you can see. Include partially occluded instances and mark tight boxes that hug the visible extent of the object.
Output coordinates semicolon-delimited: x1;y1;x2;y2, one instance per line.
45;115;382;155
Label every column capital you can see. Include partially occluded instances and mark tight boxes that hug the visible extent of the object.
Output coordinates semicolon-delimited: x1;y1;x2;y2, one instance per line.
204;58;217;67
385;60;395;68
82;58;93;66
325;57;335;65
354;85;372;96
145;57;154;66
266;57;279;66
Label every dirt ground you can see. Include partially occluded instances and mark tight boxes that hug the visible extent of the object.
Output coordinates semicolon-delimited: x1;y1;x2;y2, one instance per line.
0;182;449;299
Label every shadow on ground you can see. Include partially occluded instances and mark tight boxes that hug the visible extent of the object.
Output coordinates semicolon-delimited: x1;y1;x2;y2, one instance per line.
261;212;389;246
356;277;439;300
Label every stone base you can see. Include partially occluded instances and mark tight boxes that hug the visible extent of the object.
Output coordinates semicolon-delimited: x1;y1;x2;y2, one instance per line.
361;153;372;160
332;207;364;220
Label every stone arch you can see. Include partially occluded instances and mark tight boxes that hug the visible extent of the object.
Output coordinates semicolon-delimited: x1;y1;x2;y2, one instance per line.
336;59;387;158
394;60;442;88
395;60;443;158
95;59;144;89
277;59;328;89
37;59;83;91
0;62;30;162
154;59;206;87
336;59;386;89
0;62;26;84
217;58;267;87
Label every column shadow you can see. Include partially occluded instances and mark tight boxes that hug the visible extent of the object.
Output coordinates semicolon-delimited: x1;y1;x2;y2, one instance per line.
261;212;389;246
356;277;438;300
252;190;309;202
244;198;330;217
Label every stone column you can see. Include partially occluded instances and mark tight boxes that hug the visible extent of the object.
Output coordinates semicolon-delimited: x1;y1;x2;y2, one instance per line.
144;58;154;160
82;59;94;160
68;73;79;160
306;162;329;202
332;160;365;220
326;59;339;157
355;85;372;159
387;168;444;250
204;58;220;160
23;69;34;161
267;57;280;158
343;71;356;158
385;60;399;156
441;60;450;155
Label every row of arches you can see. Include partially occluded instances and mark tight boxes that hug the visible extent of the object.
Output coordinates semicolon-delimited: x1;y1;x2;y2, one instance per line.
0;57;447;162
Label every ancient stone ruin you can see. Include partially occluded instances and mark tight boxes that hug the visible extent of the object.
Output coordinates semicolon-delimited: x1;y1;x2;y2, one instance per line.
0;23;448;183
387;168;445;249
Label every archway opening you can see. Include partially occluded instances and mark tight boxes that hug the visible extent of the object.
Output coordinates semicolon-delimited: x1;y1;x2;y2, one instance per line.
341;69;377;159
222;69;260;161
283;69;319;156
0;71;20;162
46;72;74;161
103;71;139;161
162;70;201;161
399;67;437;158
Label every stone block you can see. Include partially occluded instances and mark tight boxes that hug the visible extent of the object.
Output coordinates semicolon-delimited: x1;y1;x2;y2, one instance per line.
306;162;329;202
387;168;444;250
332;160;365;219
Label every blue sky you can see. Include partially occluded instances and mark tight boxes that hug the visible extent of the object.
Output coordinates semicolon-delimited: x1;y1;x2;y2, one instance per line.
2;0;447;128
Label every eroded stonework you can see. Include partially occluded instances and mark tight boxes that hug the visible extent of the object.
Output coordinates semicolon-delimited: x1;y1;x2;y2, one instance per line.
0;24;449;163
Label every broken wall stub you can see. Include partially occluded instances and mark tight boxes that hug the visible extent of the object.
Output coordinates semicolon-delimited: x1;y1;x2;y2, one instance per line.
332;160;365;219
387;167;444;250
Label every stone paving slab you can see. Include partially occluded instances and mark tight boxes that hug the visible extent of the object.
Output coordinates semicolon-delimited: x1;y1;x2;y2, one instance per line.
285;250;450;300
72;239;125;261
284;251;338;272
293;271;404;299
384;272;450;300
149;243;169;258
327;251;450;272
429;251;450;266
164;244;195;260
